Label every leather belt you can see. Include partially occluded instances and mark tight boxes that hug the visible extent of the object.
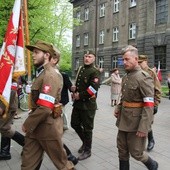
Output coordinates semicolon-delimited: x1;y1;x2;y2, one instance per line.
122;101;144;108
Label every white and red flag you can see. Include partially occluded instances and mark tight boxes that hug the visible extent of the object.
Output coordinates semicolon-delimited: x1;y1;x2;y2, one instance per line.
0;0;25;118
157;61;162;82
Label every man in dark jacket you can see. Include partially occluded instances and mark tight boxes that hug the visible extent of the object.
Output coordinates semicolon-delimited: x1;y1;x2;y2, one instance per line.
60;72;74;130
71;50;100;161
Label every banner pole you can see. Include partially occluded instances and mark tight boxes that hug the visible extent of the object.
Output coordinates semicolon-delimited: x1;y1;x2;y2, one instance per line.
22;0;31;109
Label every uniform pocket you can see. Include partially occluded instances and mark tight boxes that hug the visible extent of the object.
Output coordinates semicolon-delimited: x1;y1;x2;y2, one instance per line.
128;84;138;90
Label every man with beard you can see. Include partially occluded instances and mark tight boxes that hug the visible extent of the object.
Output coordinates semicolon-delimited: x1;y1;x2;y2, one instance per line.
21;40;74;170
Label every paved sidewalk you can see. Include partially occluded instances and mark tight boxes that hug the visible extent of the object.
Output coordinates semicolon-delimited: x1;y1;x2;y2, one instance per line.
0;85;170;170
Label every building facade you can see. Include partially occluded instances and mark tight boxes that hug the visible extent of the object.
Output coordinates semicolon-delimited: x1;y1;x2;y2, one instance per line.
70;0;170;82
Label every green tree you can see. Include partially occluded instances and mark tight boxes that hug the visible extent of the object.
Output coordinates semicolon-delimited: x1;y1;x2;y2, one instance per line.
0;0;76;72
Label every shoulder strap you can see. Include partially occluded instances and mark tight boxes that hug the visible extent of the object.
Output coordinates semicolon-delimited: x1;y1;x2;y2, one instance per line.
75;66;82;84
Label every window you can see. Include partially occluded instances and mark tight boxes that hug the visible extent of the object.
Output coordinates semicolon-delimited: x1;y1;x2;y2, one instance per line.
154;46;166;70
113;27;119;42
130;0;136;7
98;57;104;69
111;56;118;68
100;3;105;17
129;23;136;39
99;30;104;44
113;0;119;13
84;8;89;21
76;35;80;47
76;11;81;20
75;58;80;70
156;0;168;24
84;33;89;46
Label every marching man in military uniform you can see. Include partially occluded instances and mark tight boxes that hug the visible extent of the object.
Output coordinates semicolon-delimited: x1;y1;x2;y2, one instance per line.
0;79;25;160
71;50;100;160
21;40;74;170
138;55;161;151
114;45;158;170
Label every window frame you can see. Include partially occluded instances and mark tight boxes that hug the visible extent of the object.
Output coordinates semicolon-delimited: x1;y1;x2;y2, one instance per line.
113;27;119;42
76;35;80;47
113;0;119;13
129;23;136;39
99;30;104;44
84;7;89;21
98;56;104;69
83;33;89;46
76;11;81;20
154;46;166;70
75;57;80;70
155;0;168;25
129;0;136;8
99;3;105;17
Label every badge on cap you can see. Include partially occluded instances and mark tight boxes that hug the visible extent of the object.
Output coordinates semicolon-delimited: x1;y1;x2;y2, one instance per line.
86;51;90;54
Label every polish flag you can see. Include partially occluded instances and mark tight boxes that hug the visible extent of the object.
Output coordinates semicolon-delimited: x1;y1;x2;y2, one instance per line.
157;61;162;82
0;0;25;119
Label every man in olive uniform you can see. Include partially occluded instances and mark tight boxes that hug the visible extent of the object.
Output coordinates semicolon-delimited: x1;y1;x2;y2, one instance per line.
21;40;74;170
114;45;158;170
138;55;161;151
0;80;25;160
71;50;100;160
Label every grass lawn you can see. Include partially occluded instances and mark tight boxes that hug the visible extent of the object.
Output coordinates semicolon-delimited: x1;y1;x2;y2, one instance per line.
161;85;169;97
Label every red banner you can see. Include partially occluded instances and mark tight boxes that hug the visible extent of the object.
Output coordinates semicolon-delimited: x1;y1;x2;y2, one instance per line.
0;0;25;118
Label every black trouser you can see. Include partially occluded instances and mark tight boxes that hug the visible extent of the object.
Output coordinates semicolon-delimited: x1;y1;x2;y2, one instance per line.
71;107;96;143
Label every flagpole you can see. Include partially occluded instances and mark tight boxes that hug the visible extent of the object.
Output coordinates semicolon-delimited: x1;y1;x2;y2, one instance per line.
22;0;31;109
22;0;31;81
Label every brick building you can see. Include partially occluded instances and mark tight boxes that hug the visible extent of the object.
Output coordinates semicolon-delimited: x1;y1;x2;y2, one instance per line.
70;0;170;82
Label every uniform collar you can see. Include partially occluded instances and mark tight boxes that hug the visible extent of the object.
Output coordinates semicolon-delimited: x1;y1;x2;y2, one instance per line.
84;63;94;68
36;65;44;77
127;65;141;74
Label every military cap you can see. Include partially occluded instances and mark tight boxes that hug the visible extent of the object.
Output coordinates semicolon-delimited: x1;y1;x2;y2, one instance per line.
52;45;61;61
25;40;55;57
85;50;96;57
138;55;148;63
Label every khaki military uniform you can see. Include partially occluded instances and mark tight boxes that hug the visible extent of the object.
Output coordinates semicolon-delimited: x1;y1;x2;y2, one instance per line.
0;82;18;137
116;66;154;162
143;66;161;106
71;64;100;149
21;63;73;170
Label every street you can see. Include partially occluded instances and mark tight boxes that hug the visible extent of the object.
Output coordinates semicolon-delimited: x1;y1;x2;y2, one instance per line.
0;85;170;170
